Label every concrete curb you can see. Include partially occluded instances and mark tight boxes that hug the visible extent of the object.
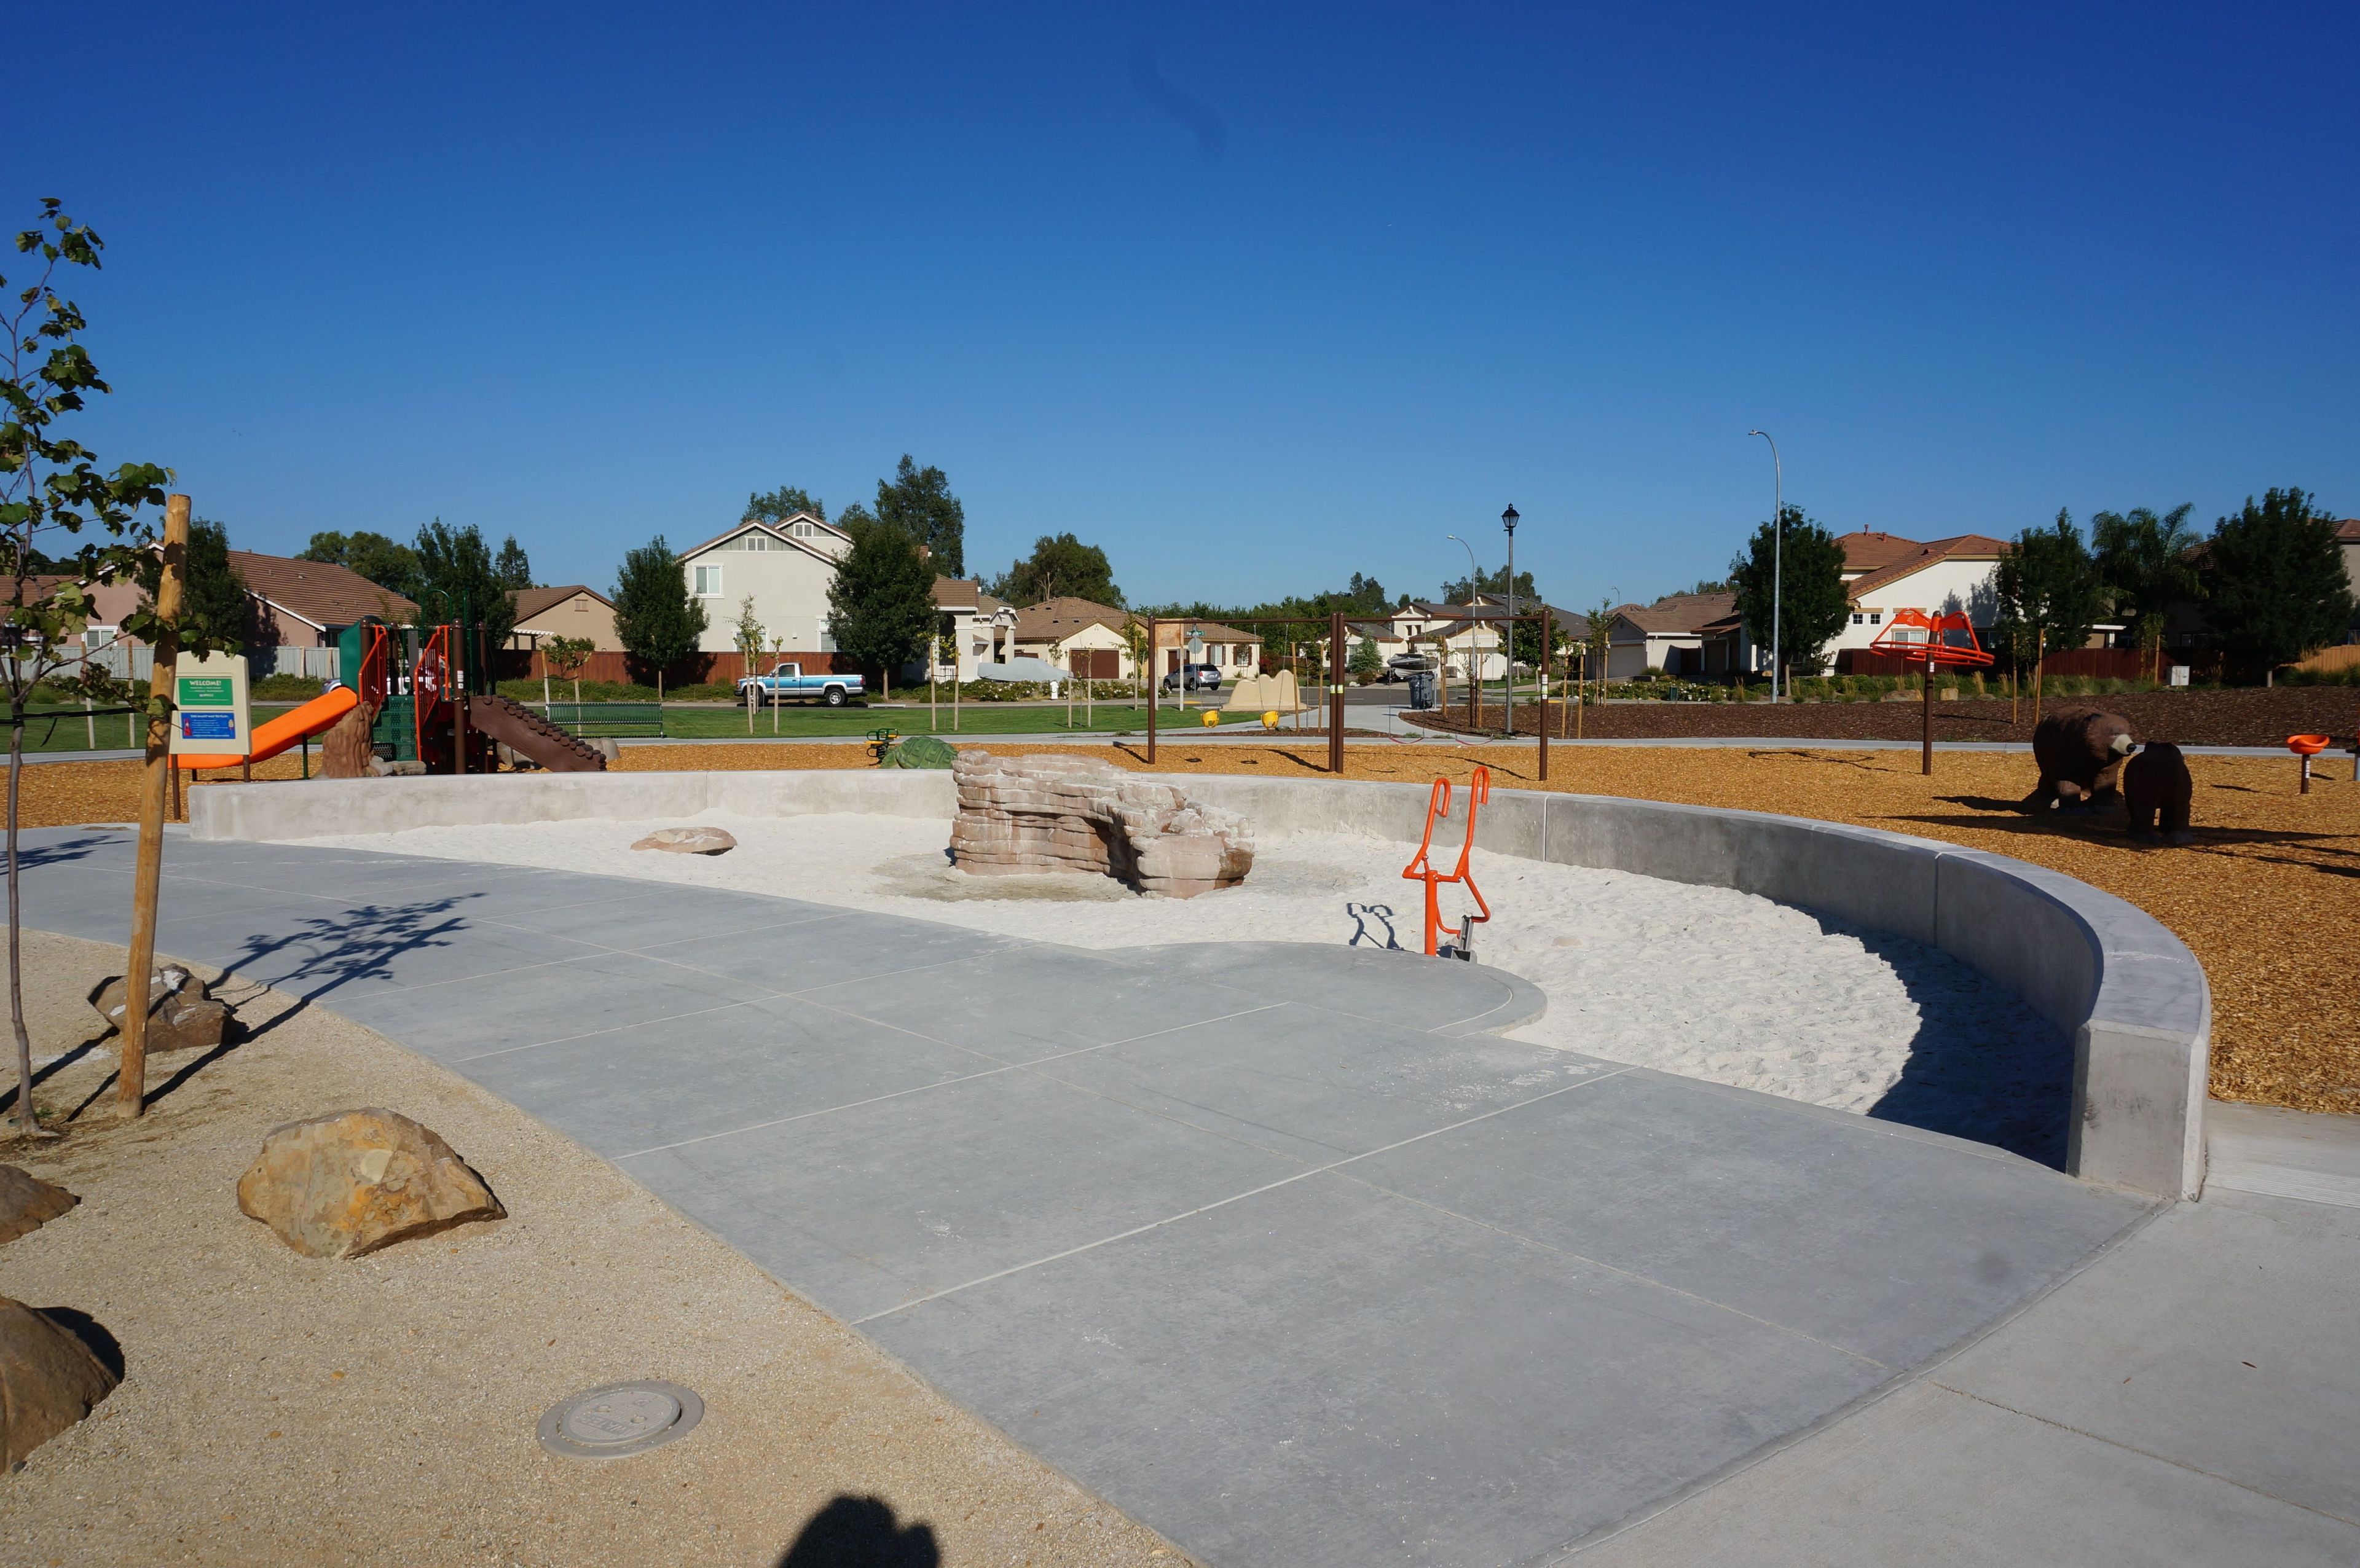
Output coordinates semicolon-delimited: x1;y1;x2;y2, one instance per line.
189;767;2209;1199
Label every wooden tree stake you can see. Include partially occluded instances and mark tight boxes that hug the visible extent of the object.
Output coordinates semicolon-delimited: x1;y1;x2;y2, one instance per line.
120;494;188;1117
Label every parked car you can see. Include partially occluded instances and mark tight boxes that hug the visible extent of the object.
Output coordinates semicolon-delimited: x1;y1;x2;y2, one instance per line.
1382;653;1436;683
735;662;865;707
1160;663;1225;694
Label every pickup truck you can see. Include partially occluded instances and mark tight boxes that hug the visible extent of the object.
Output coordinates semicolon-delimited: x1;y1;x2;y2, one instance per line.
734;662;865;708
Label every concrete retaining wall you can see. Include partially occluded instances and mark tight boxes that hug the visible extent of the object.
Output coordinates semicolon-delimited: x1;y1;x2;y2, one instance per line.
191;767;2208;1198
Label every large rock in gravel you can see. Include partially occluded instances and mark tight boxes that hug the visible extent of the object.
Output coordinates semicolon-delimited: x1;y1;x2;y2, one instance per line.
632;826;737;855
88;965;229;1054
951;750;1253;898
236;1108;505;1260
0;1166;77;1245
0;1296;118;1468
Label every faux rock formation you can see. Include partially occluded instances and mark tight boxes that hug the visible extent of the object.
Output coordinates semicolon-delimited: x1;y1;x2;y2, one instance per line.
2026;708;2136;810
0;1296;119;1468
2125;740;2195;843
951;750;1253;898
236;1108;505;1259
88;965;229;1054
632;826;738;855
0;1166;77;1245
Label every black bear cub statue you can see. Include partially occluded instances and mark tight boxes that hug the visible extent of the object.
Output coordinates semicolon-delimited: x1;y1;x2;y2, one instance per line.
2123;740;2195;845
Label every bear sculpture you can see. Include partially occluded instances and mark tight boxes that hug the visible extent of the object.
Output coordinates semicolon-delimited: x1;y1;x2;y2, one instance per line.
2123;740;2194;844
2026;708;2136;812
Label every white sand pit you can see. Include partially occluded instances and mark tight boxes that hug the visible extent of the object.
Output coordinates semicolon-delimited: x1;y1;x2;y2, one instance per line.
300;811;2071;1162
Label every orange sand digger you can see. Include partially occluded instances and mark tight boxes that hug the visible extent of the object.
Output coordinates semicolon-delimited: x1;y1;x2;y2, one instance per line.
1402;765;1491;958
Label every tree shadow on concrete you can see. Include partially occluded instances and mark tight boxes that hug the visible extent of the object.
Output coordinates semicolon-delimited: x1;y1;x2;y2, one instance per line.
0;833;124;874
1812;915;2074;1169
213;894;479;1009
774;1495;939;1567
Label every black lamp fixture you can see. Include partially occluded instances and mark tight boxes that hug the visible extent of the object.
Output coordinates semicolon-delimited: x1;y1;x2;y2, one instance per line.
1501;503;1519;534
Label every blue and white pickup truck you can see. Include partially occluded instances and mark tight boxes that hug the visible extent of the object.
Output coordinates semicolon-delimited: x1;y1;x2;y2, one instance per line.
734;662;865;708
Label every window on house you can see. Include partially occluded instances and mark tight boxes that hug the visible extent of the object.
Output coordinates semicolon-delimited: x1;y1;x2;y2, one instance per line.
1869;612;1881;624
1852;613;1864;625
573;598;589;613
694;565;723;597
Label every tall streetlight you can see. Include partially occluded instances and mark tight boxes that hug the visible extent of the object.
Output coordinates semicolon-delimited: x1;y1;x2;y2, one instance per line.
1446;533;1481;721
1501;504;1519;740
1747;429;1782;702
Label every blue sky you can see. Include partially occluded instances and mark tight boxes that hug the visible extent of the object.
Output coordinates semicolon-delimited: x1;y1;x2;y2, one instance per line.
29;1;2358;610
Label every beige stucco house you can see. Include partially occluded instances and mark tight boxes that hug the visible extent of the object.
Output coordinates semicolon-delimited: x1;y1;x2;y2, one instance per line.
676;511;852;654
509;585;623;653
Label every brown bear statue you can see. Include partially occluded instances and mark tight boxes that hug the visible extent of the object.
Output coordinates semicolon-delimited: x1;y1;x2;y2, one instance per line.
2026;708;2136;811
2123;741;2194;844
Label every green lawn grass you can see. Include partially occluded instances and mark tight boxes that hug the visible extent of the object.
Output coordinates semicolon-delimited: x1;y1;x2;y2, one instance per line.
1;703;307;755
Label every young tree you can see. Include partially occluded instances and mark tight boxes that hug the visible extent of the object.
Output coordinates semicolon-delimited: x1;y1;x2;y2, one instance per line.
1348;636;1383;681
540;633;594;707
826;520;936;699
299;528;422;602
494;533;533;590
413;519;517;651
1729;506;1846;678
745;485;824;523
991;533;1122;606
874;455;964;576
0;200;193;1132
1585;596;1618;697
2091;504;2199;668
1991;510;2104;687
612;536;707;689
2199;488;2354;684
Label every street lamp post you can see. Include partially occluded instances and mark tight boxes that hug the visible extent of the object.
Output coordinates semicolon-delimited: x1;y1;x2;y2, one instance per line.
1501;504;1519;741
1747;430;1783;702
1446;533;1482;729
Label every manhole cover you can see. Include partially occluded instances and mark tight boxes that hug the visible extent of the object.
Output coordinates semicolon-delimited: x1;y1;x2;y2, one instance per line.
537;1380;704;1460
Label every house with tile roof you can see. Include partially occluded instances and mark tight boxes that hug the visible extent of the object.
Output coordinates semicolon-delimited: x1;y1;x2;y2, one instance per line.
1823;531;2010;668
932;576;1013;682
230;551;422;649
1603;592;1740;679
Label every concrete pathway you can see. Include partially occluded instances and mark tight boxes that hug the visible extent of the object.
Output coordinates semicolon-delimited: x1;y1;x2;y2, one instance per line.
18;829;2353;1566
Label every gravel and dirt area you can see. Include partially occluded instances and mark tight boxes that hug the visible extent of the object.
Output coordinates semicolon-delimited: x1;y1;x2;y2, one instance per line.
1417;686;2360;748
0;931;1181;1568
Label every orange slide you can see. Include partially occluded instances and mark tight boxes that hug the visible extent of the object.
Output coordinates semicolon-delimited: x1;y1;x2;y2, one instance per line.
177;686;359;770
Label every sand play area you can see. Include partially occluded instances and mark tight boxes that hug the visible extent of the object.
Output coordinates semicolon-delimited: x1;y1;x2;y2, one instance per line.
304;812;2067;1161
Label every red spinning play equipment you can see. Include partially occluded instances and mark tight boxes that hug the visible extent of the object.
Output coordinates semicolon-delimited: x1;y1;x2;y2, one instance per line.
2289;733;2331;794
1868;608;1996;774
1402;766;1492;958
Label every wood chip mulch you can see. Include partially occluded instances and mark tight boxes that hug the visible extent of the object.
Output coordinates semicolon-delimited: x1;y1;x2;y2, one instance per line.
15;742;2353;1116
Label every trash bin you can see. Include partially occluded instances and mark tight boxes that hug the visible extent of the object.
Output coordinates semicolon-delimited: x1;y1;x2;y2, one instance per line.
1407;670;1438;710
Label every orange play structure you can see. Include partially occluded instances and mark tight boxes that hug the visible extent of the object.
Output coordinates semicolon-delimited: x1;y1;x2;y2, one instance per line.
175;684;358;770
1401;766;1492;958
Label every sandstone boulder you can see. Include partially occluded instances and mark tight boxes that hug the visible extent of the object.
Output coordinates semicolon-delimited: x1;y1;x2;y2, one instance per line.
0;1166;77;1245
88;965;229;1054
0;1296;118;1468
631;826;737;855
950;751;1253;898
236;1108;505;1259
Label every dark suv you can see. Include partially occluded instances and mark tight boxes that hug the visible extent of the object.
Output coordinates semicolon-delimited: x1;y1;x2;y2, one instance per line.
1160;663;1225;693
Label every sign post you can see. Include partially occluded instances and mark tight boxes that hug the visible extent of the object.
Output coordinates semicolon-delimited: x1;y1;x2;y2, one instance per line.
168;653;253;760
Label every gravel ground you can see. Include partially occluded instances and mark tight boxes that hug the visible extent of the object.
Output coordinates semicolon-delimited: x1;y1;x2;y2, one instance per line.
0;931;1184;1568
301;817;2067;1161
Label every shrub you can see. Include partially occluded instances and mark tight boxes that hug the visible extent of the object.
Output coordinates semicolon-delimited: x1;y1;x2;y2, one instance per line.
252;672;328;701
